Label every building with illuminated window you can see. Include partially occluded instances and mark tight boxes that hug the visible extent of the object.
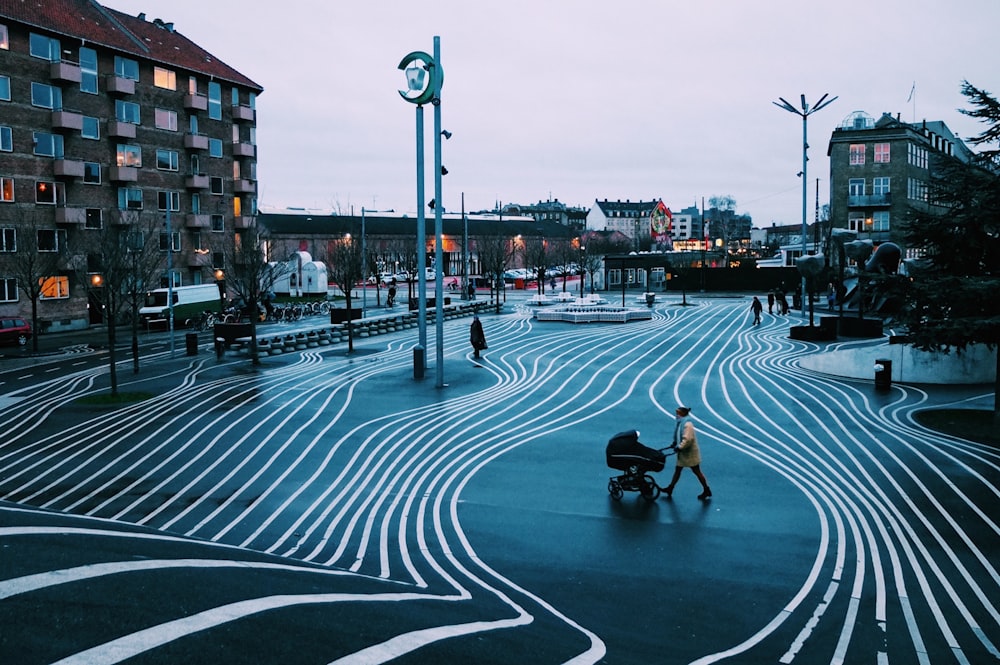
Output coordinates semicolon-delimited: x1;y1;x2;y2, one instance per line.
827;111;974;254
0;1;262;331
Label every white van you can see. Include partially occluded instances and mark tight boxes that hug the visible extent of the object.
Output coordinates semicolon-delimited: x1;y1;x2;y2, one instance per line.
139;284;221;325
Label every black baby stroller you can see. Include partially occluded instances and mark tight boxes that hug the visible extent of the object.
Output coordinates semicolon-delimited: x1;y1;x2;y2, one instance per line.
606;430;674;501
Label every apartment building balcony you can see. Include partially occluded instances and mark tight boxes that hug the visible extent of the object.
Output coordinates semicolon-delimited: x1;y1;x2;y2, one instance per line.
55;207;87;225
109;166;138;182
188;251;212;267
53;159;86;179
233;179;256;193
50;61;82;84
105;74;135;95
232;105;255;122
184;133;209;150
185;174;210;190
848;193;892;207
51;110;84;132
232;142;256;158
184;94;208;112
185;214;211;229
108;121;136;139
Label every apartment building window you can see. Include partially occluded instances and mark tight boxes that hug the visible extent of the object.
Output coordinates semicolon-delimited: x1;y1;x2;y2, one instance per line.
117;187;143;210
1;177;13;202
83;162;101;184
190;155;201;176
35;181;64;205
153;67;176;90
115;100;141;124
0;228;14;251
908;177;928;203
37;229;66;252
232;124;239;143
849;144;865;165
29;33;60;61
874;143;890;163
209;177;224;195
249;126;256;144
848;213;865;233
154;108;178;131
0;25;8;49
231;87;240;106
40;275;70;299
85;209;102;229
872;211;890;231
233;161;241;180
188;76;198;95
872;177;890;195
156;149;179;171
157;191;180;212
82;116;100;139
114;56;139;81
31;82;62;109
159;232;181;252
208;81;222;120
908;143;928;169
211;214;224;232
80;47;98;94
116;144;141;167
0;75;9;101
848;178;865;197
189;115;199;134
33;132;64;158
0;126;10;151
233;195;242;217
0;278;17;302
208;138;223;157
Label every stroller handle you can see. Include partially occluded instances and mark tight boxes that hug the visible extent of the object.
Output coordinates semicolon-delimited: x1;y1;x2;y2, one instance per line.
658;446;677;456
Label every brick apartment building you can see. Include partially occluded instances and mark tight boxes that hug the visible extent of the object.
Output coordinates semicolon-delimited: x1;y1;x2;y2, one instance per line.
827;110;975;255
0;0;262;331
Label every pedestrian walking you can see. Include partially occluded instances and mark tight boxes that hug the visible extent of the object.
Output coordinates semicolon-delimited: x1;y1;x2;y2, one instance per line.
468;282;476;300
387;280;397;308
662;406;711;500
777;291;789;315
767;291;775;314
470;315;488;359
751;296;763;325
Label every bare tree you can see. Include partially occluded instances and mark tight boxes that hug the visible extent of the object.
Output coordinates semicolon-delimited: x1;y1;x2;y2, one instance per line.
522;235;549;294
708;195;737;267
112;211;166;374
327;234;364;353
2;207;67;353
476;231;516;312
216;221;290;365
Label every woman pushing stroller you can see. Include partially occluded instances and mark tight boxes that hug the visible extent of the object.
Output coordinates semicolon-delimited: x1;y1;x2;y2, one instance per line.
661;406;712;500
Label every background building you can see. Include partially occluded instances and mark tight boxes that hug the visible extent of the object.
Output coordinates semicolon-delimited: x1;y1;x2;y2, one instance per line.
0;1;262;331
827;110;975;254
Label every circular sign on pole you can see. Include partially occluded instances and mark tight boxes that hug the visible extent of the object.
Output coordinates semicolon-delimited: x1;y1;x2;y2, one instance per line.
398;50;442;106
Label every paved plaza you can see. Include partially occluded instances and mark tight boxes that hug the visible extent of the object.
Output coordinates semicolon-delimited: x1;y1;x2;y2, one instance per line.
0;292;996;664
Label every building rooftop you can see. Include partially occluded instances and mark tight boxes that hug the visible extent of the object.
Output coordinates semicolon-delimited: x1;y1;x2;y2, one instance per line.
0;0;262;90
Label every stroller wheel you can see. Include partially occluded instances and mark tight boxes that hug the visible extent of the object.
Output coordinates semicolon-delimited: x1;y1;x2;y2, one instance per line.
640;475;660;502
608;480;624;500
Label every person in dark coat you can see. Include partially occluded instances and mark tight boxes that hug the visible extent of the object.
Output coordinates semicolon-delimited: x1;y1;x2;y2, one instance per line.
767;291;775;314
470;315;487;359
751;296;763;325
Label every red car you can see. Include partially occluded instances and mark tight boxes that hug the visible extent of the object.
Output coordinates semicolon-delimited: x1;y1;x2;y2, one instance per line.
0;317;32;346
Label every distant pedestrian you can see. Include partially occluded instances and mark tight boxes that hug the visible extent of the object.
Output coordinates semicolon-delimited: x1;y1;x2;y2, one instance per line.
662;406;711;500
767;291;775;314
468;282;476;300
778;291;789;315
827;283;836;309
751;296;763;325
470;315;488;359
387;281;397;308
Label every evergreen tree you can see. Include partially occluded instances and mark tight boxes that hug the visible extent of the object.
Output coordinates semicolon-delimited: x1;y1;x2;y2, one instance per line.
896;81;1000;421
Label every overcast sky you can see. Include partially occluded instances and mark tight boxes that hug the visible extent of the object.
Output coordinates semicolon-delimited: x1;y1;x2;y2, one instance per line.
101;0;999;226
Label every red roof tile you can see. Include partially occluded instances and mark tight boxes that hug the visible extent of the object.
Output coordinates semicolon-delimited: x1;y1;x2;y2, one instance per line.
0;0;262;91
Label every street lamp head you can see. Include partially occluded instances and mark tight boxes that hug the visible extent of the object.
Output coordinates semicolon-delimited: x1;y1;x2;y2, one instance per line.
398;50;441;106
440;166;448;176
405;66;426;93
440;129;452;140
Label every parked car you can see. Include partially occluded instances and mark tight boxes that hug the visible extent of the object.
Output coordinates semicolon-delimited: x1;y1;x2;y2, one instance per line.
0;317;32;346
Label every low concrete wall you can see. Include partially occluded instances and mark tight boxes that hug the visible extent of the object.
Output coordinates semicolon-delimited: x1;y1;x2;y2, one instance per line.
798;342;997;385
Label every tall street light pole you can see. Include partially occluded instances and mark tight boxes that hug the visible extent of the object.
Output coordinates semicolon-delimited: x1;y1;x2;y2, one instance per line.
431;36;445;389
773;93;837;318
399;46;442;379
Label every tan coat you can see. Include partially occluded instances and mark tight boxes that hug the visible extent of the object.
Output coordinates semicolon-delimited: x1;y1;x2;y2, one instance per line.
674;419;701;467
